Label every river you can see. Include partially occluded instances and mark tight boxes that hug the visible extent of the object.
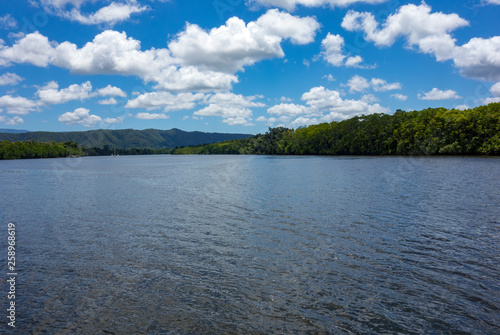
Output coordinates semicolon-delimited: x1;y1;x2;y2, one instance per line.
1;155;499;334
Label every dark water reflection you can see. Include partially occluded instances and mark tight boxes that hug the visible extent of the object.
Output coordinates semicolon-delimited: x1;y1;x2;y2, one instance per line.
1;155;499;334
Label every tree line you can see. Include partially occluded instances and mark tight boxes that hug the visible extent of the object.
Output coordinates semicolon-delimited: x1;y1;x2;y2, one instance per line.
2;103;499;159
172;103;500;155
0;140;84;159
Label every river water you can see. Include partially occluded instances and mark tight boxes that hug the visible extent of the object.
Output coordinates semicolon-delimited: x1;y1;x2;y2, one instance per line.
1;155;499;334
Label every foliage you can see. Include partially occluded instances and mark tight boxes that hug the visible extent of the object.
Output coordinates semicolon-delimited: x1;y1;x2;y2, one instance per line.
83;146;172;156
0;140;84;159
172;103;500;156
0;128;252;150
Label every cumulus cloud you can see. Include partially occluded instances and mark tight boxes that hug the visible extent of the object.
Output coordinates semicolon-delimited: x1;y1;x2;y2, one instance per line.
0;32;55;67
58;107;102;126
64;1;149;26
193;92;265;126
37;0;148;26
455;104;469;110
491;82;500;96
482;82;500;104
0;73;23;86
96;85;126;97
98;97;118;105
303;86;389;118
0;95;39;115
37;81;93;104
256;115;291;125
391;93;408;101
0;10;319;91
320;33;371;68
0;14;17;30
126;92;204;111
135;112;169;120
102;116;124;124
346;75;401;93
263;86;390;128
168;9;320;73
0;115;23;125
289;116;319;127
267;103;313;116
418;88;462;100
341;3;500;81
247;0;387;11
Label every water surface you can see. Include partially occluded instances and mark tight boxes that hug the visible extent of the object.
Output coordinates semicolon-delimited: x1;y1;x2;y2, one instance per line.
1;155;499;334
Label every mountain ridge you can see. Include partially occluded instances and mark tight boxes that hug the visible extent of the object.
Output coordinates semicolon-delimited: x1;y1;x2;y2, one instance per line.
0;128;253;149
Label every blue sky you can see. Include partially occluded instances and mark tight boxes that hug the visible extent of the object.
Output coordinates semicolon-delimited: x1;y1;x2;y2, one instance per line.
0;0;499;134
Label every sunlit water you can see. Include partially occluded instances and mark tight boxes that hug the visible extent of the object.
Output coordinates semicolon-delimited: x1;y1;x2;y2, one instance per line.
1;155;499;334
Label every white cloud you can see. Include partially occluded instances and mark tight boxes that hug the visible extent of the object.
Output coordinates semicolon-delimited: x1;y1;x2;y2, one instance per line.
0;95;39;115
483;97;500;104
455;104;469;110
265;86;389;128
0;31;55;67
65;1;149;26
0;73;23;86
0;115;23;125
491;82;500;97
320;33;370;68
126;91;204;111
482;83;500;104
485;0;500;4
418;88;462;100
289;116;319;128
39;0;88;9
247;0;387;11
346;75;401;93
320;33;346;66
58;107;102;126
322;74;336;81
194;92;265;126
302;86;389;119
223;116;254;126
256;115;291;125
341;3;468;51
37;81;93;104
370;77;402;92
96;85;126;97
268;103;314;116
0;14;17;30
345;55;363;67
38;0;148;26
135;112;169;120
194;104;252;119
168;9;320;73
98;97;118;105
341;3;500;81
346;75;370;93
391;93;408;101
453;37;500;81
102;116;124;124
0;11;319;91
203;92;265;108
361;94;378;103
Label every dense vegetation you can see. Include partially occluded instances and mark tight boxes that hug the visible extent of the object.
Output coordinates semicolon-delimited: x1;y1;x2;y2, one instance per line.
0;128;252;149
172;104;500;155
83;145;172;156
0;140;84;159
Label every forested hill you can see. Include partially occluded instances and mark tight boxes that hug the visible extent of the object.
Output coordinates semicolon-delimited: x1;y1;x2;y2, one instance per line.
0;128;252;149
173;103;500;155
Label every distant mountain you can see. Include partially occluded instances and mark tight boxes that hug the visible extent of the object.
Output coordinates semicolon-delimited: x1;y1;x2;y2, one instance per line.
0;128;253;149
0;128;29;134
